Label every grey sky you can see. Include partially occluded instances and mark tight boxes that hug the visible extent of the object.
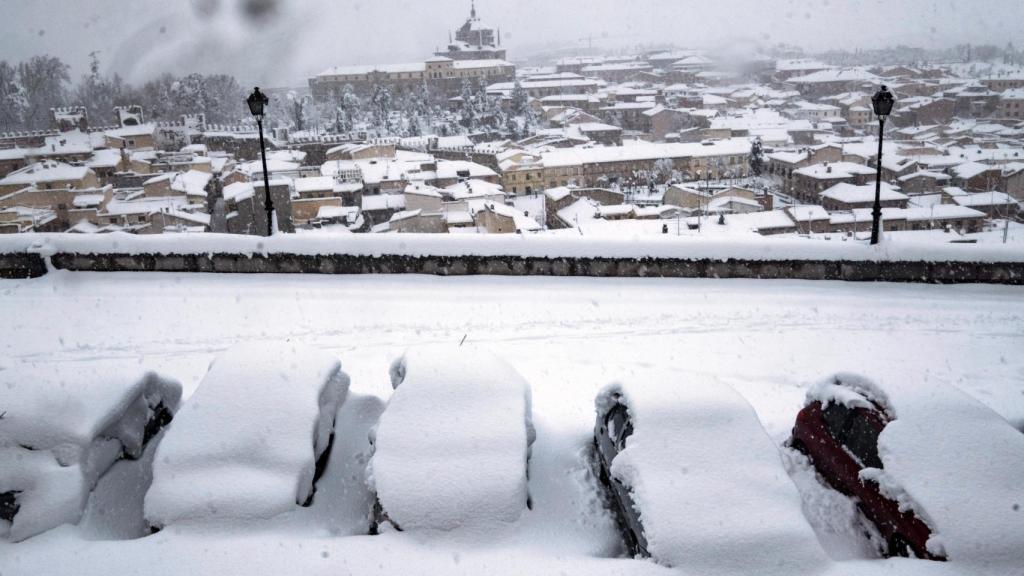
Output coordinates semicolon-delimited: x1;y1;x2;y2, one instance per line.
1;0;1022;88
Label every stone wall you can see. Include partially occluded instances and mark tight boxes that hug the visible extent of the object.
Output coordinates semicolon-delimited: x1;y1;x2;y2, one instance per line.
1;250;1021;284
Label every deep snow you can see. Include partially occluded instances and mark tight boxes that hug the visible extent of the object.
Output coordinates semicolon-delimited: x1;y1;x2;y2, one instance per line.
0;271;1022;575
598;376;830;573
144;342;349;527
0;364;180;542
369;345;535;531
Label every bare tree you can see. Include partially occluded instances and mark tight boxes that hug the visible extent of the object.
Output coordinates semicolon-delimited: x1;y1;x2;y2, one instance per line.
74;52;132;126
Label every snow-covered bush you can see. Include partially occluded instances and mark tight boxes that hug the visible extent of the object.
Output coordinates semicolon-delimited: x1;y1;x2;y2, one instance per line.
144;342;348;527
0;362;181;542
367;344;535;531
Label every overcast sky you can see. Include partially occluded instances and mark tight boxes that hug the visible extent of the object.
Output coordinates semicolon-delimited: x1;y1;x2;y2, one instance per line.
1;0;1022;87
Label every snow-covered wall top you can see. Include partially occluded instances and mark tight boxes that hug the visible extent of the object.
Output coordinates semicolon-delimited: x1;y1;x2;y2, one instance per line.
2;232;1023;264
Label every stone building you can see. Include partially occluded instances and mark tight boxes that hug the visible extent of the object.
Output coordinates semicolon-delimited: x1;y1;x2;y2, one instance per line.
310;58;514;101
500;139;751;194
789;162;876;203
435;1;506;61
309;3;513;101
996;89;1024;120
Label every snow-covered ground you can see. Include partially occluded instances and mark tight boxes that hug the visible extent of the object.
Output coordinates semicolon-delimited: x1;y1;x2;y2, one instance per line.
1;271;1022;575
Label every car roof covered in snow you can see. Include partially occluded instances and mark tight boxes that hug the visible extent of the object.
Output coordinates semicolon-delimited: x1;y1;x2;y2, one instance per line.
0;361;181;454
595;375;828;573
144;342;348;526
368;344;535;531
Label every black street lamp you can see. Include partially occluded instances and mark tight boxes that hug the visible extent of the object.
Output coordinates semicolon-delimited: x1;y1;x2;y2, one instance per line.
870;85;895;245
247;87;275;236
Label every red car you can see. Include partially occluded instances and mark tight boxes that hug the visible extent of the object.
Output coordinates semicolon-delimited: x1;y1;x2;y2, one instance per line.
790;392;944;560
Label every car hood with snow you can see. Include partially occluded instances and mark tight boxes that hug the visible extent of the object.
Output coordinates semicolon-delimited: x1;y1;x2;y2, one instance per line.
144;342;349;527
596;375;829;575
367;344;535;531
808;373;1024;565
0;362;181;542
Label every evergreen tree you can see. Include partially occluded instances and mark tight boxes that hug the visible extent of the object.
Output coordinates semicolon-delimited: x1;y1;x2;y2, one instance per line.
505;112;520;139
370;84;393;135
459;79;477;131
749;137;765;177
406;111;422;137
507;79;534;137
340;84;360;132
509;79;528;117
286;90;312;132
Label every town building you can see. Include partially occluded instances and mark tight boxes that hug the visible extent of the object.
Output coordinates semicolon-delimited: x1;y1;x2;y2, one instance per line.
500;138;752;195
435;1;506;61
309;3;514;100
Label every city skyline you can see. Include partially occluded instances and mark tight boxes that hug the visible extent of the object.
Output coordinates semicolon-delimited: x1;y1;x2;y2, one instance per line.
1;0;1023;87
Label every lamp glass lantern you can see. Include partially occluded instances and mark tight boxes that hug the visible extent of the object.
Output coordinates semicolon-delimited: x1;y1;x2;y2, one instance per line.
871;85;895;120
247;87;269;120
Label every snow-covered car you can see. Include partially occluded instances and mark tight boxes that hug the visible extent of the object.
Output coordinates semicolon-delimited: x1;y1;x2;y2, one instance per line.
367;344;535;532
144;342;349;528
0;362;181;542
789;373;1024;564
592;376;829;573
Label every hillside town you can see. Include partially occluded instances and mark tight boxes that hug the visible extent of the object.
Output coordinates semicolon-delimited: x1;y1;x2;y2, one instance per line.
4;2;1024;576
1;4;1022;243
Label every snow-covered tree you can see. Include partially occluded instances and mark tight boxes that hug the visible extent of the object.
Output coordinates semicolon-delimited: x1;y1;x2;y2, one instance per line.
406;110;422;137
0;61;24;132
370;84;393;135
133;73;244;125
749;137;765;177
507;79;536;138
509;79;528;117
138;74;178;121
173;73;208;119
286;90;313;132
73;52;134;127
18;55;70;130
201;74;245;124
504;112;519;139
326;84;361;134
653;158;677;184
459;79;477;131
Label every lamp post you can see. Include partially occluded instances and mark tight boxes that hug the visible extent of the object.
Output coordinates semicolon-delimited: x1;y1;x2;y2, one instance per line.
870;85;895;245
247;87;275;236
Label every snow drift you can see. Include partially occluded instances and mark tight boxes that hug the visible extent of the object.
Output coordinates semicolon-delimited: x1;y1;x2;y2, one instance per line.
368;344;535;531
596;374;830;574
0;362;181;542
144;342;349;527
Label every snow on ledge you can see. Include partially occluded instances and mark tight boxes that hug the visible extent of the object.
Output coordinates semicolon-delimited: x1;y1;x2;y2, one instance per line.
2;232;1023;264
